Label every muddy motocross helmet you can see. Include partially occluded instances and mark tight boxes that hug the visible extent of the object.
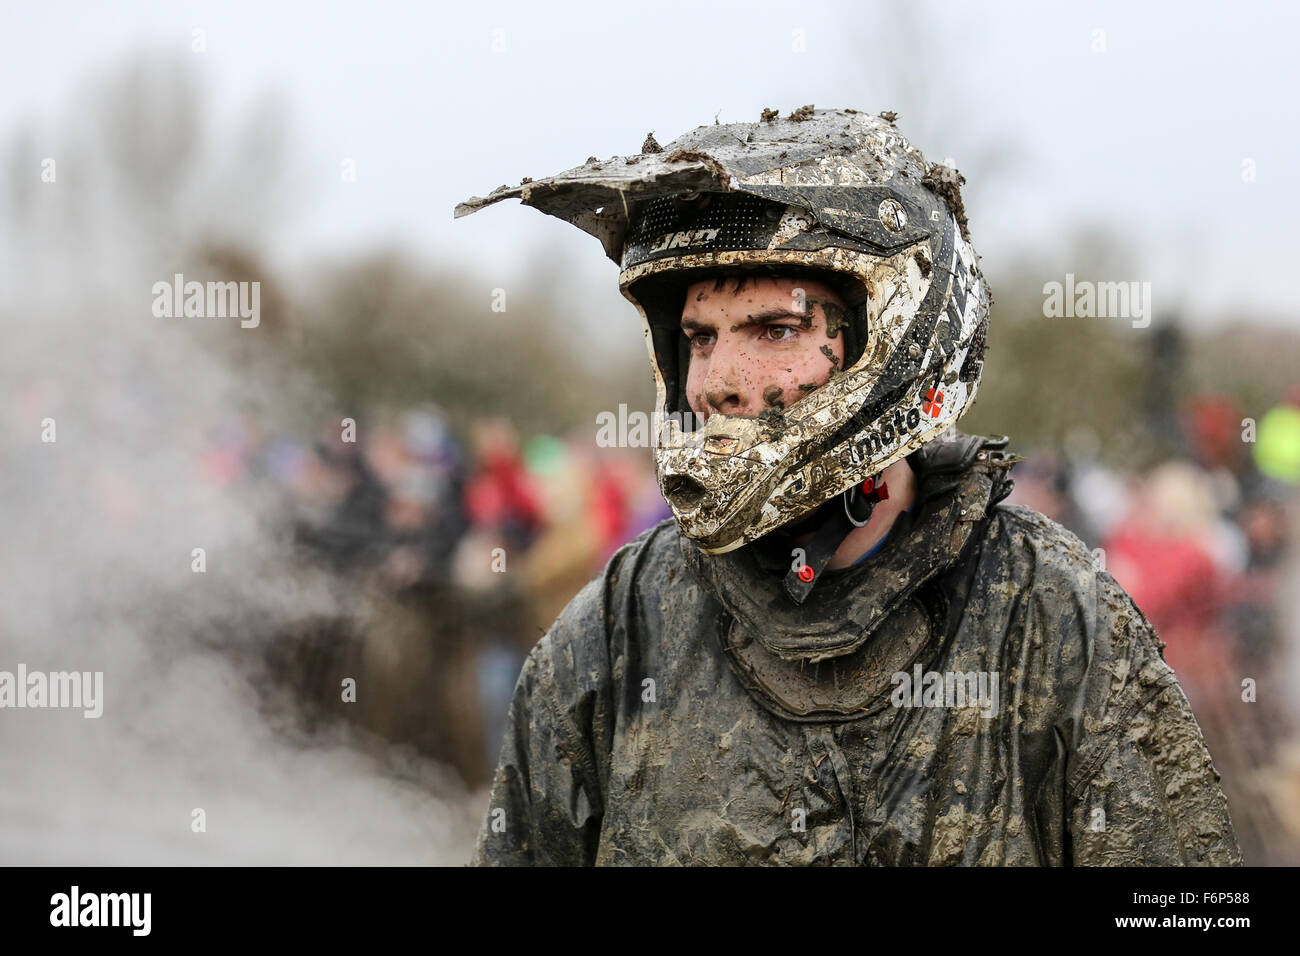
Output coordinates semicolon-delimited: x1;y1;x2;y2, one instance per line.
456;107;990;597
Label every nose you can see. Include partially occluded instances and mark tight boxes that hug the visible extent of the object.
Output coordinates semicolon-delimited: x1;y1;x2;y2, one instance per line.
705;382;744;415
701;347;753;417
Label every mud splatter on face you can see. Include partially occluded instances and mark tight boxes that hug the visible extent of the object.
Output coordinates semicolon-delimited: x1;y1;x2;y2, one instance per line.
680;277;848;423
816;300;847;339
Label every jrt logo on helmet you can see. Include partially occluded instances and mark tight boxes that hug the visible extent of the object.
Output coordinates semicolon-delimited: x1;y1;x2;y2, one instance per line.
648;228;720;253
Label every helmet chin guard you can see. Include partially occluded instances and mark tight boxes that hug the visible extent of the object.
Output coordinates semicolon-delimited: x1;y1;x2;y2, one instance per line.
455;108;990;558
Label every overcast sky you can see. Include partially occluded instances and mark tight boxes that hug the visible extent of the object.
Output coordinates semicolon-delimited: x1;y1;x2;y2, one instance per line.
4;0;1299;333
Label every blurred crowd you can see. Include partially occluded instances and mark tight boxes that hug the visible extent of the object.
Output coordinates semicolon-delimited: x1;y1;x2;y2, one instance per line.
1006;389;1300;864
197;406;670;786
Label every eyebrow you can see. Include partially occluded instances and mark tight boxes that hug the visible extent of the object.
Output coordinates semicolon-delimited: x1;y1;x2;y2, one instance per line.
680;308;806;332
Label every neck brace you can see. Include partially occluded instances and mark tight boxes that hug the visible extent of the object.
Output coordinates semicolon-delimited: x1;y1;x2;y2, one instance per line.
678;432;1015;721
681;437;1013;660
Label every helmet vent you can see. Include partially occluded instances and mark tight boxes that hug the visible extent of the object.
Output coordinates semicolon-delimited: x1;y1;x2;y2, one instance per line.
663;475;707;509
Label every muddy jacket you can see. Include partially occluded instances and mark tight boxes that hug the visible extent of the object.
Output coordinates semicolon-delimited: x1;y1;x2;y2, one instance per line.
471;433;1242;866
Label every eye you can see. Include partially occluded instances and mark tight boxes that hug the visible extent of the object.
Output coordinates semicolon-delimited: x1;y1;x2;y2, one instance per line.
687;331;715;349
764;325;799;342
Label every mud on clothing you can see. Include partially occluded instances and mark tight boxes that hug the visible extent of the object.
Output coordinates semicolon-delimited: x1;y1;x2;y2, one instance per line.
471;432;1243;866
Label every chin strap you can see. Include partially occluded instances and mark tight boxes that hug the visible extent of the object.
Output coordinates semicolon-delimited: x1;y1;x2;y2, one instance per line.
782;475;889;605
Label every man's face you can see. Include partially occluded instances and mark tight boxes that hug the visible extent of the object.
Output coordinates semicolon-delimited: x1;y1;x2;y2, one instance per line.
680;275;847;423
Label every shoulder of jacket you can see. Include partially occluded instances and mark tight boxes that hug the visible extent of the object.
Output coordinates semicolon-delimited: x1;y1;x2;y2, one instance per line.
981;503;1176;741
531;517;682;686
986;501;1159;648
999;503;1161;626
548;516;678;620
986;502;1097;574
605;516;682;588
